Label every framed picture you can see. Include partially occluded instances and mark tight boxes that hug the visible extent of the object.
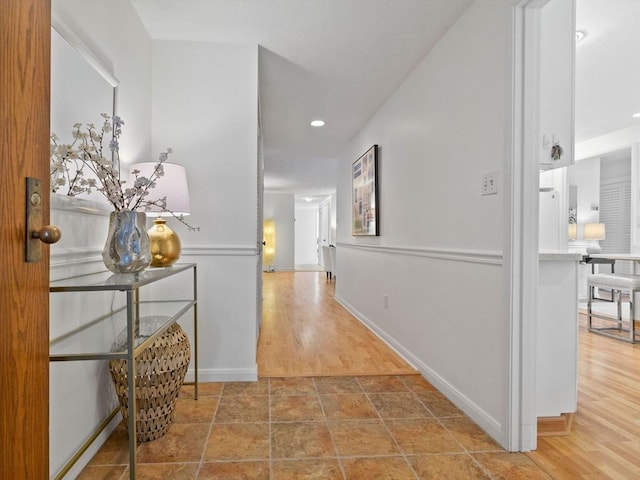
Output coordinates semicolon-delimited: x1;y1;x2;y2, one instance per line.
352;144;379;236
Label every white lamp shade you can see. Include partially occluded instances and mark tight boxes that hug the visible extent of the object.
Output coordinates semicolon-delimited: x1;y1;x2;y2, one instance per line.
584;223;605;241
128;162;191;216
568;223;577;241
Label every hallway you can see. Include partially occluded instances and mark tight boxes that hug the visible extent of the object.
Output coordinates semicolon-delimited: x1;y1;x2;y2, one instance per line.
257;272;417;377
77;272;639;479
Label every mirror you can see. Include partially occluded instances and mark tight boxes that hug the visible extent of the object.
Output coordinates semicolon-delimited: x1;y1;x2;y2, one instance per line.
51;13;119;205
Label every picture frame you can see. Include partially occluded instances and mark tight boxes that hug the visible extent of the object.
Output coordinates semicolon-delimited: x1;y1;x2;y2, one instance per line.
352;144;379;236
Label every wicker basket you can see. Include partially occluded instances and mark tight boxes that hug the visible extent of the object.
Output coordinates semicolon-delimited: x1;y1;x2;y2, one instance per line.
109;322;191;442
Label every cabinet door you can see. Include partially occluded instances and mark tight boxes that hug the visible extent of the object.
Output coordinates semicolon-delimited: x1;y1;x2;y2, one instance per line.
539;0;575;170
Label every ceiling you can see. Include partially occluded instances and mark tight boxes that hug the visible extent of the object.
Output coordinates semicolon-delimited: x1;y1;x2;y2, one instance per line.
575;0;640;144
131;0;639;203
131;0;473;203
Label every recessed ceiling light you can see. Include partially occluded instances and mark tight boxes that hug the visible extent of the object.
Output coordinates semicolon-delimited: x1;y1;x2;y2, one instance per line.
575;31;586;42
305;197;313;202
310;120;325;127
633;112;640;118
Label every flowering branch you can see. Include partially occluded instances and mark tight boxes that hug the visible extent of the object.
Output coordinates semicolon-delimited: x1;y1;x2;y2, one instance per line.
50;114;198;231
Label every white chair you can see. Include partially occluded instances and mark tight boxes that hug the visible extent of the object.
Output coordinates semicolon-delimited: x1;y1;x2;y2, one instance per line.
321;245;333;281
587;273;640;343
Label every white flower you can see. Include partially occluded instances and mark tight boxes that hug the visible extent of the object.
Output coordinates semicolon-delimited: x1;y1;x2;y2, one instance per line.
51;115;198;231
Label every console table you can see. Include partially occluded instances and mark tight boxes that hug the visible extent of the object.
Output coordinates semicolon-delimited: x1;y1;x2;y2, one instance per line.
50;263;198;480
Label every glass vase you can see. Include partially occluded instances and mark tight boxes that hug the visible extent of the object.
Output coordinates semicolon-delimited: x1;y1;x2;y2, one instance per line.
102;210;151;273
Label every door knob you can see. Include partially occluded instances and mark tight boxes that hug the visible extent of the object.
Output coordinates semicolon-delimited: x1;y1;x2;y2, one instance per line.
25;177;61;262
32;225;62;244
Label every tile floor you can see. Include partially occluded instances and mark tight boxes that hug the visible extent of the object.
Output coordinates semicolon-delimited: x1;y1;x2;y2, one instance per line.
78;375;552;479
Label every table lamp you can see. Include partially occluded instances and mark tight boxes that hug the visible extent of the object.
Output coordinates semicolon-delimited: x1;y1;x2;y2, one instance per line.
584;223;605;254
568;223;577;241
129;162;191;267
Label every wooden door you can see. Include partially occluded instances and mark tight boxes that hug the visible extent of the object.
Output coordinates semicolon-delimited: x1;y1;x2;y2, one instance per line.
0;0;51;477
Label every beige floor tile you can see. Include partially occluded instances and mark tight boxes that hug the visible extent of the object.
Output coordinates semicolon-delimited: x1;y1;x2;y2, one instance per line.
271;395;324;422
357;375;409;393
368;393;432;419
409;454;490;479
413;391;464;417
439;417;503;452
173;396;218;424
76;465;127;480
180;382;223;397
137;423;209;463
270;377;317;395
203;423;270;461
341;456;417;479
320;393;378;420
129;462;198;479
215;395;269;423
86;425;130;466
328;420;399;456
385;418;463;454
473;452;554;479
271;422;335;459
198;461;270;479
222;378;270;396
80;375;546;480
314;377;363;394
399;375;438;393
271;459;343;480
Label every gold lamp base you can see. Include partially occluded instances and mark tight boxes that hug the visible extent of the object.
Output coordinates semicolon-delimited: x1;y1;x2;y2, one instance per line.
148;217;181;267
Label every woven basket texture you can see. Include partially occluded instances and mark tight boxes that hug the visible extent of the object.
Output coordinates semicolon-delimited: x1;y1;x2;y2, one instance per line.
109;323;191;442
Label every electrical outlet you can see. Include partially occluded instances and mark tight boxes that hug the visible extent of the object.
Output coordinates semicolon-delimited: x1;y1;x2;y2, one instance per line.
482;172;498;196
384;294;389;309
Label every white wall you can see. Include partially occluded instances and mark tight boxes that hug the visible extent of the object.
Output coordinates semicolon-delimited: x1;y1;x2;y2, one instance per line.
49;2;153;477
295;206;319;265
49;4;260;477
568;158;601;226
263;193;295;270
151;39;259;379
335;1;511;447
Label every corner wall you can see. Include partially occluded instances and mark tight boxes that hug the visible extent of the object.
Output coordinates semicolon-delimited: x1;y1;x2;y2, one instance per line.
335;1;512;447
151;40;259;381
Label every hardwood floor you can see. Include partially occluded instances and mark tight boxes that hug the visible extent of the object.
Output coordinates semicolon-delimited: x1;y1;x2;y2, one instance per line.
526;312;640;479
257;272;418;377
258;272;640;479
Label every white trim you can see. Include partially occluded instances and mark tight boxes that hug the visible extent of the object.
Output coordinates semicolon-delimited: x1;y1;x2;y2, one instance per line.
51;193;111;216
335;294;504;445
51;249;103;266
508;0;551;452
51;245;259;266
336;243;503;266
51;11;119;87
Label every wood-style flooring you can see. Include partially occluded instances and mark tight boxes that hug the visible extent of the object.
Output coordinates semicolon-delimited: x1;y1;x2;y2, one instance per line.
257;272;418;377
526;312;640;479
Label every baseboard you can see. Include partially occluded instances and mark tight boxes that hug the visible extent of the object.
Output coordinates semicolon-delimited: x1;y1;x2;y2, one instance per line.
537;413;574;436
334;294;506;448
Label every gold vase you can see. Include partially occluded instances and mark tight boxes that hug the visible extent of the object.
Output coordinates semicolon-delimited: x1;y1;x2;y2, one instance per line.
148;217;181;267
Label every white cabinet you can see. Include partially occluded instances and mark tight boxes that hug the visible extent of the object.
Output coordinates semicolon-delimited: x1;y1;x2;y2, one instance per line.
537;253;581;417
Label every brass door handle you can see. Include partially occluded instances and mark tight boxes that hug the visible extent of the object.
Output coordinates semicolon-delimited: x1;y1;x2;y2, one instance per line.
25;177;61;262
32;225;62;244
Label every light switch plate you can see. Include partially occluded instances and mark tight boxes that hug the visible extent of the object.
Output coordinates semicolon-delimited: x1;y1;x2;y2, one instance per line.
482;172;498;196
